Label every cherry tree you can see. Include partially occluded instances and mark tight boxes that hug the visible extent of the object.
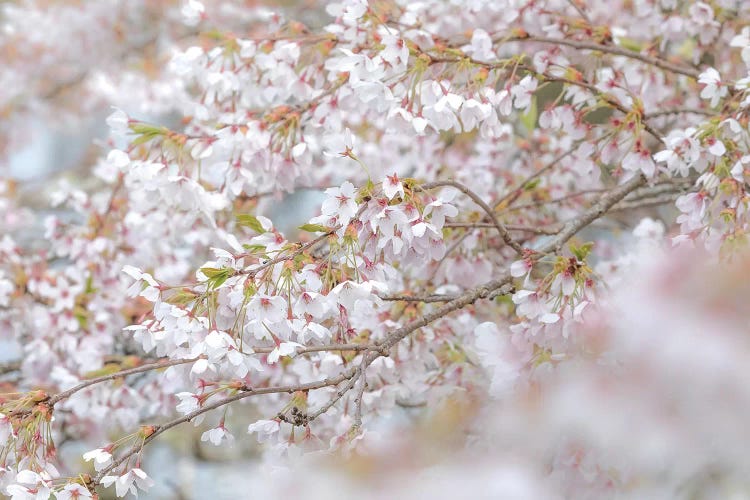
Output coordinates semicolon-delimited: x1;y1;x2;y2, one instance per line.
2;0;750;498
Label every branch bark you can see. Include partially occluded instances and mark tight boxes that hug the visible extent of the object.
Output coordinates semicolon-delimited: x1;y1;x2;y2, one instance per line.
421;179;525;255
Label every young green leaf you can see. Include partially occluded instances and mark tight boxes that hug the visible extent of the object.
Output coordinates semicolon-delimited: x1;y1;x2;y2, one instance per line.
237;214;267;233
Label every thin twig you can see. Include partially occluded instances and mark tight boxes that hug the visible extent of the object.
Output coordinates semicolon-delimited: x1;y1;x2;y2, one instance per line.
250;343;385;355
378;174;647;350
420;180;524;255
566;0;591;23
307;370;361;422
499;189;607;213
530;71;664;143
93;368;359;484
0;361;21;376
508;35;701;80
494;148;577;210
47;358;198;407
352;359;368;429
445;222;561;234
644;107;714;119
610;193;681;212
379;293;461;303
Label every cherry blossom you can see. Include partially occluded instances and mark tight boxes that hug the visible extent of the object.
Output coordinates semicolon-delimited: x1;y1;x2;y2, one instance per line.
101;469;154;498
698;68;728;107
201;424;234;446
82;448;112;472
247;420;281;444
382;174;405;201
511;75;538;113
54;483;93;500
317;181;359;230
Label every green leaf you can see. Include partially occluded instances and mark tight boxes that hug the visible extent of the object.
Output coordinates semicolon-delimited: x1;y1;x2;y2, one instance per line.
131;134;156;146
242;243;267;253
298;223;329;233
83;363;123;379
570;241;594;261
201;267;232;288
84;274;98;294
676;38;696;61
617;37;643;52
212;274;229;288
520;95;538;132
236;214;266;233
200;267;226;278
74;306;89;330
165;289;198;306
130;123;166;136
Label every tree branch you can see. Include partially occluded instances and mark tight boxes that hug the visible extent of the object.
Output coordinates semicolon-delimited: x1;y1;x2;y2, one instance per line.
420;180;525;255
379;293;461;303
47;358;198;407
92;368;359;484
0;360;21;376
251;343;385;355
510;35;701;80
445;222;561;234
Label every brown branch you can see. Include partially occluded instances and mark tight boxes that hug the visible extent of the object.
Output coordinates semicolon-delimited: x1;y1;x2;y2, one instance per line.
250;343;385;355
624;181;691;202
352;360;368;429
548;174;648;251
420;180;524;255
47;358;198;407
378;173;647;349
644;107;714;119
445;222;561;234
500;189;607;213
511;35;701;80
499;178;690;214
0;360;21;376
610;193;682;212
92;368;359;484
307;370;361;422
379;293;461;303
494;148;577;211
531;71;664;143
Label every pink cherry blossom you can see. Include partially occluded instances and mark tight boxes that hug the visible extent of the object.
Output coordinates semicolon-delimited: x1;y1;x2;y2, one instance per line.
382;174;405;200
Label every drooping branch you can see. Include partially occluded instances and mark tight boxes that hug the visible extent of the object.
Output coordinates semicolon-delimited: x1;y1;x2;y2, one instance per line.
420;179;525;255
91;367;360;484
494;148;577;211
508;35;701;80
46;358;198;408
